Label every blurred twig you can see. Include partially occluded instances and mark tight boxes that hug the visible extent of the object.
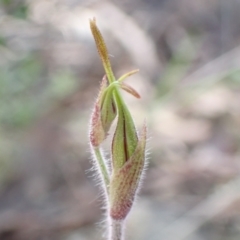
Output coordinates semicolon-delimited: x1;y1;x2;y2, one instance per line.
158;176;240;240
183;45;240;86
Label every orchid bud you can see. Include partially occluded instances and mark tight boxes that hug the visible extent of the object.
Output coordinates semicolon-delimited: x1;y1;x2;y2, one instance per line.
89;18;148;239
110;123;147;220
90;75;117;147
110;89;146;220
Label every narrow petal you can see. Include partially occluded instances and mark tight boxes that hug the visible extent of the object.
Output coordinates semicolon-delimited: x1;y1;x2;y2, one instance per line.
89;18;115;83
117;69;139;83
120;82;141;98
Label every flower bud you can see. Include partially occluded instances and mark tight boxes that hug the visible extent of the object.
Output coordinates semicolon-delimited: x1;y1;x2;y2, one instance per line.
109;123;147;220
90;75;117;147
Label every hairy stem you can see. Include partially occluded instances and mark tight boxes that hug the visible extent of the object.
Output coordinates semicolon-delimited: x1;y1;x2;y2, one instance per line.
109;218;124;240
93;147;110;190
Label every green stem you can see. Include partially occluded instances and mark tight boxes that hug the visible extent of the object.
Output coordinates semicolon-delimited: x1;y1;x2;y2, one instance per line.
93;147;110;190
103;63;115;84
102;81;119;99
113;87;127;112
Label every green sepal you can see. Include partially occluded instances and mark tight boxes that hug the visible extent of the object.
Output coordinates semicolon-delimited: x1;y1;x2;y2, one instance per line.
109;124;147;220
90;76;117;147
111;90;138;169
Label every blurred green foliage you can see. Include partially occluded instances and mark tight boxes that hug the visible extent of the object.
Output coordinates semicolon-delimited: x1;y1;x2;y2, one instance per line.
157;37;197;99
1;0;28;19
0;55;78;131
0;55;42;129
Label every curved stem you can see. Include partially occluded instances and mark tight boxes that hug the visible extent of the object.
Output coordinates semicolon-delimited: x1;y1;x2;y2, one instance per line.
93;147;110;191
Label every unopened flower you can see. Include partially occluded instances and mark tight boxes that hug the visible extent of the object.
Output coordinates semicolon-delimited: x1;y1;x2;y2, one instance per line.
89;18;148;239
109;89;146;220
110;122;147;220
90;75;117;147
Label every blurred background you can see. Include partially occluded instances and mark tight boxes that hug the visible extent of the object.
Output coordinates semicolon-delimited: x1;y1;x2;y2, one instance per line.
0;0;240;239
